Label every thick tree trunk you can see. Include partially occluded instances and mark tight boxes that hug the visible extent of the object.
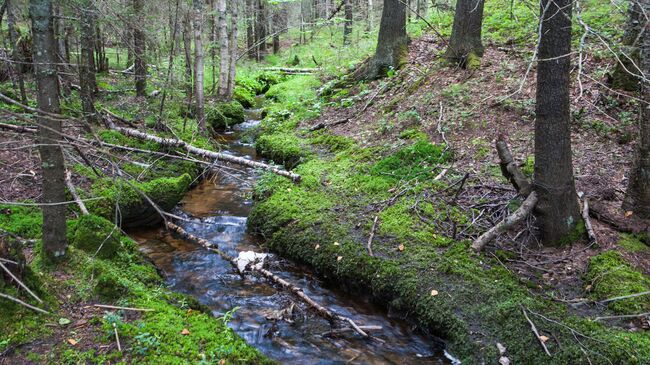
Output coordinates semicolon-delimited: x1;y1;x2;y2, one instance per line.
79;1;98;127
623;9;650;218
533;0;581;246
133;0;147;96
192;0;205;129
445;0;484;68
256;0;267;56
226;0;238;98
7;0;27;103
343;0;353;44
29;0;67;262
365;0;408;79
217;0;230;98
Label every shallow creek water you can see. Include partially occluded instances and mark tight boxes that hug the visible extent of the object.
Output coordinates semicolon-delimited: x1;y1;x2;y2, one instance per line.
130;106;453;364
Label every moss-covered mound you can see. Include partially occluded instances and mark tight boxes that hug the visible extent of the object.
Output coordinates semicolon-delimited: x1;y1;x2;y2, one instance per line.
87;173;193;228
586;251;650;314
207;101;246;130
255;132;308;169
249;137;650;364
69;214;123;259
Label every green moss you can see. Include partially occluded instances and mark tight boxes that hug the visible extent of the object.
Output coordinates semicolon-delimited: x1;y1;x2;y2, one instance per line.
371;140;450;181
233;86;256;108
0;205;43;239
309;131;354;152
522;155;535;177
586;251;650;314
87;174;193;226
255;133;308;169
618;233;649;253
465;52;482;70
70;214;122;259
399;128;427;140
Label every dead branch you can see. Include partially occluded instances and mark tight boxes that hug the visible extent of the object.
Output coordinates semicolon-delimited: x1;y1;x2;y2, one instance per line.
589;200;650;236
0;261;43;303
113;322;122;352
521;305;552;357
309;118;349;132
91;304;154;312
496;135;531;195
0;292;50;315
366;216;378;256
165;222;373;339
65;171;89;215
595;312;650;321
472;192;538;251
599;291;650;305
262;67;320;74
105;119;301;182
581;197;597;244
0;122;37;134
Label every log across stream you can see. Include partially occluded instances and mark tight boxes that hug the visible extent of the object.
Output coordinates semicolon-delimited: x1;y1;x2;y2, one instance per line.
129;104;457;364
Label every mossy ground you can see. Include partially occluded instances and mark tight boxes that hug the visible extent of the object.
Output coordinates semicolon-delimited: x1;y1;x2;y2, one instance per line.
247;43;650;362
0;207;271;364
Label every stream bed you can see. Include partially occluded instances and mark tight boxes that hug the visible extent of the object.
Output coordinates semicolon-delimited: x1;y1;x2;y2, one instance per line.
130;106;453;364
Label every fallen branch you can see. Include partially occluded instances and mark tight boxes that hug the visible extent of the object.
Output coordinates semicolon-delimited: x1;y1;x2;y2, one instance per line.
105;120;301;182
0;261;43;303
0;292;50;315
581;197;597;244
472;192;538;251
366;216;378;257
595;312;650;321
309;118;349;132
599;291;650;305
262;67;320;74
113;322;122;352
91;304;154;312
165;222;373;339
65;171;89;215
589;200;650;236
521;305;552;357
0;122;37;134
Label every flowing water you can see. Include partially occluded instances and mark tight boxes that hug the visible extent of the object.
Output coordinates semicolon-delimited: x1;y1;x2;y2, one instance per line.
131;104;454;364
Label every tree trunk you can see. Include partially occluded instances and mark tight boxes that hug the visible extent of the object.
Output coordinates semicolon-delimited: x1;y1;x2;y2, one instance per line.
193;0;205;130
246;0;257;59
182;10;193;100
79;0;98;127
623;5;650;218
226;0;238;98
365;0;408;79
533;0;581;246
343;0;353;44
133;0;147;96
256;0;267;56
29;0;67;263
217;0;230;98
7;0;27;103
366;0;373;31
611;1;644;91
272;4;280;54
209;0;217;93
445;0;484;68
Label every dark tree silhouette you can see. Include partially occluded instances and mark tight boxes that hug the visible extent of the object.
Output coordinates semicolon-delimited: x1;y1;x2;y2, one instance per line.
445;0;485;68
533;0;582;245
133;0;146;96
29;0;67;261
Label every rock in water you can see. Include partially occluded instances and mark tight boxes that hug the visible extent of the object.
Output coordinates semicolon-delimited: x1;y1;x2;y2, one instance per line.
235;251;268;273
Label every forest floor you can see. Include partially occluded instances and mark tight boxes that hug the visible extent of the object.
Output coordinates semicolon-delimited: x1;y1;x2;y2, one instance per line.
1;9;650;365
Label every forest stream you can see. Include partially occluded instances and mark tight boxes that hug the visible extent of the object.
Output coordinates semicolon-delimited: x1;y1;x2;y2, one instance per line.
129;103;455;364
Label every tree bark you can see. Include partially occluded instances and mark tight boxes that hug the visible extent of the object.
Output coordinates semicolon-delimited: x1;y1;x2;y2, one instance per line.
79;0;98;127
365;0;408;79
192;0;205;129
611;0;644;91
246;0;257;59
226;0;238;98
445;0;484;68
343;0;353;44
182;9;193;100
217;0;230;98
256;0;268;57
29;0;68;262
534;0;581;246
7;0;27;103
133;0;147;96
623;7;650;218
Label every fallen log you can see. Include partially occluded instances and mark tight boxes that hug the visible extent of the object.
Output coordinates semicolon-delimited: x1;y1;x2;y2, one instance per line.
0;122;37;134
589;200;650;237
472;191;538;251
581;197;597;244
262;67;320;74
309;118;349;132
165;222;373;339
106;120;301;182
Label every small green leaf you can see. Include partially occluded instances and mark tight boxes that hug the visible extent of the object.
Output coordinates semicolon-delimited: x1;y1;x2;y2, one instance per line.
58;318;72;326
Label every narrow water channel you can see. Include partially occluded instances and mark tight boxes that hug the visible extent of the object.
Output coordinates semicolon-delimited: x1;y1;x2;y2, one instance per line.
130;104;453;364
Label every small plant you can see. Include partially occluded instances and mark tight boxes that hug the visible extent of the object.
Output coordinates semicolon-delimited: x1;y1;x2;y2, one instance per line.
218;306;240;326
132;332;161;356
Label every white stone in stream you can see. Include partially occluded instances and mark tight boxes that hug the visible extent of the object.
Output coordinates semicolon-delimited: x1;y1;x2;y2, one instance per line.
235;251;267;273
